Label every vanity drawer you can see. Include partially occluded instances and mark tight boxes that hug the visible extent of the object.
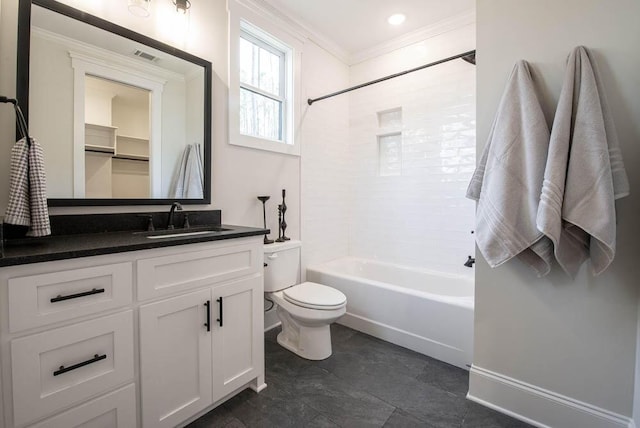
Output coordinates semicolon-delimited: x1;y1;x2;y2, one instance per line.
11;311;134;427
137;242;260;301
28;384;136;428
8;262;132;333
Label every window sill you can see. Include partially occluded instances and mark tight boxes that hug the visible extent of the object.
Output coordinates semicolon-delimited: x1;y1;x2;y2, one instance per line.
229;133;300;156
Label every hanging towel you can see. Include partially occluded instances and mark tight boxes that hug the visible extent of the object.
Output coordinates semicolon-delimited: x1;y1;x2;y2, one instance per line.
172;144;204;198
536;46;629;277
4;137;51;237
466;60;553;276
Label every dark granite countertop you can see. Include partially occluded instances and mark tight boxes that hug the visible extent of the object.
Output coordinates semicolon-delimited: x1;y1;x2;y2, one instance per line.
0;211;268;267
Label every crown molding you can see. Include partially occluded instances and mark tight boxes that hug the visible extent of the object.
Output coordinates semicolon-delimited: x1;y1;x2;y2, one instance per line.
228;1;474;66
230;0;305;44
32;26;183;82
349;9;476;65
236;0;350;64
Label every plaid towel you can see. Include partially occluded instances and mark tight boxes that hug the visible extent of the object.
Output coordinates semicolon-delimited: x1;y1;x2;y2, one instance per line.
5;137;51;237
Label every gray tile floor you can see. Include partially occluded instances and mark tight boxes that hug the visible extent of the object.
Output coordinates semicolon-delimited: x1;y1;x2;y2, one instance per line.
188;324;532;428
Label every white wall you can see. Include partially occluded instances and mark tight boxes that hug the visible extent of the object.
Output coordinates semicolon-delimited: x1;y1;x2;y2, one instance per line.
347;23;476;274
29;32;75;198
112;98;149;139
0;0;19;213
186;71;205;149
470;1;640;426
85;84;114;126
156;77;187;197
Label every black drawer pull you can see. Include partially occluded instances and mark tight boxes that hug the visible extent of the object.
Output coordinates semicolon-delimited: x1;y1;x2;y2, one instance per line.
51;288;105;303
217;297;223;327
204;300;211;331
53;353;107;376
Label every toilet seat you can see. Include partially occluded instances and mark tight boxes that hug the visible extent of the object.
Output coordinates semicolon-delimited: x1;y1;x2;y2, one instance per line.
283;282;346;310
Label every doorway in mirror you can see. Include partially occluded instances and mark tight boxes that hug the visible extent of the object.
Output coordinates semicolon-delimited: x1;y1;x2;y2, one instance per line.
84;76;151;199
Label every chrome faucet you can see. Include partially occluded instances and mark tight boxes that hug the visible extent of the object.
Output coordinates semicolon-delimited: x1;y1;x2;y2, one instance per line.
167;202;183;230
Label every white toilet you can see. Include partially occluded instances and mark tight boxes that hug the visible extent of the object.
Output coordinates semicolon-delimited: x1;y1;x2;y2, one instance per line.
264;240;346;360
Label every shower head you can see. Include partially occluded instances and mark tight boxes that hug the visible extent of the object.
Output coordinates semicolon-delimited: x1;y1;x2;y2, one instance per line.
461;53;476;65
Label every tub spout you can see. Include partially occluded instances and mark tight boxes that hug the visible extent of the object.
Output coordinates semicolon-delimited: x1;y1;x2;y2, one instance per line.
464;256;475;268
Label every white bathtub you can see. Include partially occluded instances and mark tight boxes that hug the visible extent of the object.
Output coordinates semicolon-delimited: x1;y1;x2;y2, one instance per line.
306;257;474;369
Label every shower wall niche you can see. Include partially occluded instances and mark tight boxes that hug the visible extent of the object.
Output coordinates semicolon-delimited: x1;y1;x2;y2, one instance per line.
377;108;403;177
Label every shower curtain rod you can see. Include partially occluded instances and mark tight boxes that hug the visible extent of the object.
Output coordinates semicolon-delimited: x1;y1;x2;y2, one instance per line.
307;50;476;106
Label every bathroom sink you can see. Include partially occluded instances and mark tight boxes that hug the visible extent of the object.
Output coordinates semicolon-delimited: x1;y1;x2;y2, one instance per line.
136;226;232;239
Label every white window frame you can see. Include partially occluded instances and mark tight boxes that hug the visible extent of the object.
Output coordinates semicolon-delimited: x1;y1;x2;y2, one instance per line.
239;28;286;142
229;0;303;156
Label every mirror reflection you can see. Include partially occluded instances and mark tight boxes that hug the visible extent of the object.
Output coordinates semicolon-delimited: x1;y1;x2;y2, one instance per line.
84;76;151;198
27;2;209;202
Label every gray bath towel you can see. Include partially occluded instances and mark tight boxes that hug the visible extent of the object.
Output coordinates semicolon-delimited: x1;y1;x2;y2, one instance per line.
172;144;204;199
467;61;553;276
4;137;51;237
537;46;629;277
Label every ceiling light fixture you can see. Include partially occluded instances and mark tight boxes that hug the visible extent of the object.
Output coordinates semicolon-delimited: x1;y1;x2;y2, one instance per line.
387;13;406;26
173;0;191;14
128;0;151;17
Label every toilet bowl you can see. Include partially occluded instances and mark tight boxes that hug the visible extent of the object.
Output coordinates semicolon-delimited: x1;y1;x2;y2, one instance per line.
264;241;346;360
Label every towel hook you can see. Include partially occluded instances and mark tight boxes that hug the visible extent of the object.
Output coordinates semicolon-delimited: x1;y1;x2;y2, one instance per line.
1;95;31;145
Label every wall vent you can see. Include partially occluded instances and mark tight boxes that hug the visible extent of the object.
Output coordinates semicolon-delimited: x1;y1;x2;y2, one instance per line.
133;50;158;62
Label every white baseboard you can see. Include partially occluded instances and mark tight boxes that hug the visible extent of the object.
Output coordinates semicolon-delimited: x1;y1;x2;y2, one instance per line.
468;365;635;428
338;312;471;369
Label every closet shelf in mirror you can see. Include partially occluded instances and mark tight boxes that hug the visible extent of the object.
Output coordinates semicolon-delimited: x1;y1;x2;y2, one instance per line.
116;134;147;142
116;134;149;159
113;154;149;162
85;145;115;154
85;123;117;152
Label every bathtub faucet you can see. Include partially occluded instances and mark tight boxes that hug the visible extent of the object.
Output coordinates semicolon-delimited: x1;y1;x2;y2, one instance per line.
464;256;475;268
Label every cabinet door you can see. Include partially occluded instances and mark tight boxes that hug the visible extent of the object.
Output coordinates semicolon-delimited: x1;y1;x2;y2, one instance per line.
212;274;263;400
139;289;212;428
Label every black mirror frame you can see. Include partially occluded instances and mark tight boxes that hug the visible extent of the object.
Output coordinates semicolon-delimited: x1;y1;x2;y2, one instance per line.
16;0;212;206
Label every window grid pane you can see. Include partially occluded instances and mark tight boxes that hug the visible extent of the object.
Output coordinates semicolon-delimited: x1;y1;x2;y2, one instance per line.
240;88;282;141
239;34;282;97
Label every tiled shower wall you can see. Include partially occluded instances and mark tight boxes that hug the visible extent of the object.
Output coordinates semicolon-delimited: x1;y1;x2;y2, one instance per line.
348;24;476;275
300;42;351;271
301;23;476;276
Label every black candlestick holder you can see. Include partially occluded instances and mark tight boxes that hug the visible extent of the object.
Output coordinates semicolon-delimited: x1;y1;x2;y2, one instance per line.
280;189;290;241
275;204;285;242
257;196;274;244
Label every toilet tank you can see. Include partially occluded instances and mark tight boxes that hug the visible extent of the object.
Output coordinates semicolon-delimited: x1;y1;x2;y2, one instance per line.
263;240;301;292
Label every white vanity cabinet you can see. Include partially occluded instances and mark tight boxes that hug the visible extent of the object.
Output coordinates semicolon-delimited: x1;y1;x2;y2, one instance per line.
0;236;265;428
137;241;264;428
139;275;263;428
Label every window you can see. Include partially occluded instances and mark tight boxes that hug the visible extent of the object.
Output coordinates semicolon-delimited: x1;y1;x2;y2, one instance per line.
239;30;286;141
228;0;303;156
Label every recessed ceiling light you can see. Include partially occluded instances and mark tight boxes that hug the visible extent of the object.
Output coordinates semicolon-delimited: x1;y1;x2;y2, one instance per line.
388;14;406;26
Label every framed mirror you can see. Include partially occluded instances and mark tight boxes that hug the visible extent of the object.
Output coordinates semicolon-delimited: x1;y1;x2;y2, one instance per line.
17;0;212;206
